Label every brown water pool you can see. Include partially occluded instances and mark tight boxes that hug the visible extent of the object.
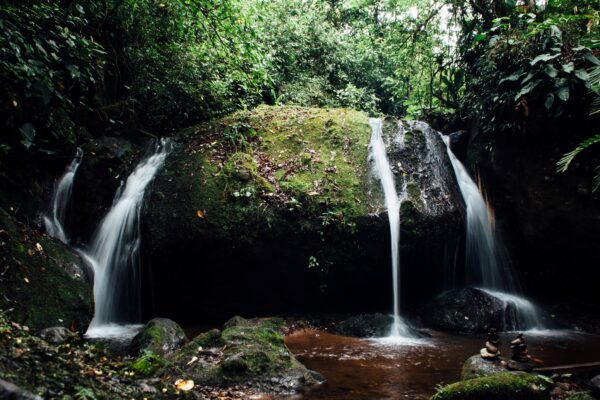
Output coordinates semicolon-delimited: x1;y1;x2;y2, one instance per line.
279;329;600;400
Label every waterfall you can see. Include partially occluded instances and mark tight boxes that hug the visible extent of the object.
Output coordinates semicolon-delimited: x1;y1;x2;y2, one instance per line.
83;139;172;336
44;148;83;244
441;135;542;330
369;118;411;338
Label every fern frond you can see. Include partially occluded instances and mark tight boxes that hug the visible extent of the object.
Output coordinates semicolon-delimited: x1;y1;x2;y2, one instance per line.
556;133;600;173
594;165;600;193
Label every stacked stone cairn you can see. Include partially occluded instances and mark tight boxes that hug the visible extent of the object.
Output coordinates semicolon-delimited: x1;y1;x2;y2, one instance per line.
480;328;501;360
510;333;531;363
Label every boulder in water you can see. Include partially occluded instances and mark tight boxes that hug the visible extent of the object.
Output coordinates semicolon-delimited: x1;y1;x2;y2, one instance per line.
333;313;394;338
431;372;553;400
142;106;465;321
461;355;506;380
131;318;188;357
421;287;507;333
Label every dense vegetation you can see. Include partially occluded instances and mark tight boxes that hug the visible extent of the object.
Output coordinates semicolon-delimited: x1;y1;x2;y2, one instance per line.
1;1;597;168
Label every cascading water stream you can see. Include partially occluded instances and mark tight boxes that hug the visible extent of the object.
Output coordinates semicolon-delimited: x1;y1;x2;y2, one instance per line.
369;118;411;338
44;148;83;244
83;139;172;338
441;135;542;330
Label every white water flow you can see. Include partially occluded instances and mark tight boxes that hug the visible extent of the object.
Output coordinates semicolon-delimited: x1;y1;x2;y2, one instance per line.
44;148;83;244
84;139;172;336
441;135;542;330
369;118;411;338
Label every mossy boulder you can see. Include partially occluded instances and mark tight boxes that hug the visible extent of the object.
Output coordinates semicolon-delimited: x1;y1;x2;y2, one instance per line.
431;372;554;400
130;318;188;357
461;355;507;380
143;106;465;320
0;208;93;332
164;317;322;393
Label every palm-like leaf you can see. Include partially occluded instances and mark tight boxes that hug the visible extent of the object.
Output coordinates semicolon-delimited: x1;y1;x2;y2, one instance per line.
556;65;600;191
556;133;600;173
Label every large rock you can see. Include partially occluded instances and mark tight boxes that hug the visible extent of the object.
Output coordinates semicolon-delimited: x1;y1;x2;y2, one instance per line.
162;317;323;394
431;372;554;400
421;287;507;333
131;318;188;357
461;355;507;380
0;208;93;332
590;375;600;396
333;313;393;338
141;106;465;321
0;379;42;400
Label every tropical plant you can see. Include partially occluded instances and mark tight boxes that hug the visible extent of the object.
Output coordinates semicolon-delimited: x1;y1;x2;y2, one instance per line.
557;65;600;191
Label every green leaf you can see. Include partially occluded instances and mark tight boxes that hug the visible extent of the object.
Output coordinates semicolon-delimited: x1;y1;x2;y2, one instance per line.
530;53;559;66
584;53;600;66
544;64;558;78
474;33;487;42
562;63;575;74
557;133;600;173
555;85;570;102
574;69;589;81
19;123;36;149
544;93;554;109
499;71;524;84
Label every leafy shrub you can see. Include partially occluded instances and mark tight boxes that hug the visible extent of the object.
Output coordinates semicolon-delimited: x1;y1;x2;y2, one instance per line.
0;2;104;157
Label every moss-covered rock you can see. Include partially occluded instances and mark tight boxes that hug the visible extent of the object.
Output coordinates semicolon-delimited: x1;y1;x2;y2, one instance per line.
130;318;188;357
0;208;93;332
165;317;321;393
431;372;554;400
143;106;465;320
461;355;507;380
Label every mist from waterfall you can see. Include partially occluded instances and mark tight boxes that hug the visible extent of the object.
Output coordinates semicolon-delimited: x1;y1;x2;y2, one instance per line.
83;139;172;337
441;135;542;330
369;118;411;338
44;148;83;244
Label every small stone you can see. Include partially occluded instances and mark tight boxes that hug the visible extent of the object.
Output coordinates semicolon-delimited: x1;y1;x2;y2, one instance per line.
39;326;76;344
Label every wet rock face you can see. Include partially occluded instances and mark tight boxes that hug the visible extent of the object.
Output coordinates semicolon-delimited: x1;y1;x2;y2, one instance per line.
0;379;42;400
380;119;466;300
0;208;93;332
421;287;508;333
131;318;188;357
142;106;465;321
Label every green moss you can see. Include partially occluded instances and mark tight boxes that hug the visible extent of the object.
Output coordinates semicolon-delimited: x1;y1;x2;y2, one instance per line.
0;208;93;331
406;181;421;203
131;351;169;376
431;372;553;400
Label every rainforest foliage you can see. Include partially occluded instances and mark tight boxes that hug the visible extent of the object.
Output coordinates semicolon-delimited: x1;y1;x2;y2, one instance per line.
0;0;598;184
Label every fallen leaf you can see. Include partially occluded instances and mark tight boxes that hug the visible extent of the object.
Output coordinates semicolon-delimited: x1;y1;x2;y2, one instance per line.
174;379;194;391
196;210;206;219
35;243;43;252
